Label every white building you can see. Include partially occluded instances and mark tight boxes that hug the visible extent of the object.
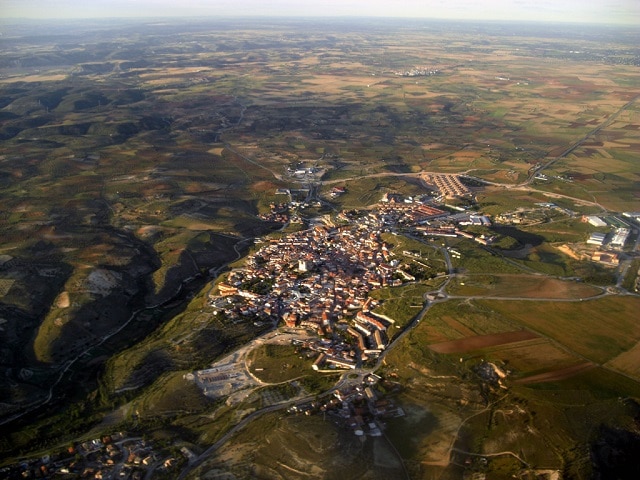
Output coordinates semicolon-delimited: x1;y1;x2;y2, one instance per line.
610;228;630;249
587;232;606;246
586;215;607;227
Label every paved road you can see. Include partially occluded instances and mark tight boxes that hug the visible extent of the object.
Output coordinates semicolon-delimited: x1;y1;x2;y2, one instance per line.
177;401;289;480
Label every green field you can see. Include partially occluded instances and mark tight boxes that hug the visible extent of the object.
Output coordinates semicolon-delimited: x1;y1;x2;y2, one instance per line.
248;344;314;383
369;283;430;329
478;296;640;369
381;294;640;478
447;274;603;299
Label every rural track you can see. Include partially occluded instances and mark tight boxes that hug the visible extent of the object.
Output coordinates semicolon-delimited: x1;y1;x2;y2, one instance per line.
525;93;640;184
451;447;530;468
445;292;608;302
176;401;290;480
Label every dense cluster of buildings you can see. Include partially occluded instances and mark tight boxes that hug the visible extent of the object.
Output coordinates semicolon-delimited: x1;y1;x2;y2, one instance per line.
211;194;502;366
394;66;440;77
290;374;405;437
1;434;180;480
421;173;472;199
212;221;402;365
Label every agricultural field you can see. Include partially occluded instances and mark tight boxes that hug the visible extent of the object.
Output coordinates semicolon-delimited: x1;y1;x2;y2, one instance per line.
535;100;640;212
379;294;640;479
368;282;431;330
477;296;640;372
411;295;640;383
447;274;603;299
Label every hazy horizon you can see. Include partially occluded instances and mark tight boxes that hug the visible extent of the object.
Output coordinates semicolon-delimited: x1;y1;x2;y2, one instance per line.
1;0;639;26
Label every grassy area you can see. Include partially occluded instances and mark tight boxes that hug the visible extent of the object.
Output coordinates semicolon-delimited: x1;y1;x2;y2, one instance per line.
298;373;341;395
448;239;524;274
248;344;313;383
475;189;549;216
137;371;214;417
381;294;640;478
369;283;429;330
525;365;640;399
417;299;517;344
447;274;602;299
329;176;425;209
510;244;575;276
187;409;412;480
523;218;596;243
382;232;446;261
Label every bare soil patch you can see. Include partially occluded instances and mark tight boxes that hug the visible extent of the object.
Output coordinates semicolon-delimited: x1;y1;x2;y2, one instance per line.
54;291;70;308
429;330;538;354
0;73;68;83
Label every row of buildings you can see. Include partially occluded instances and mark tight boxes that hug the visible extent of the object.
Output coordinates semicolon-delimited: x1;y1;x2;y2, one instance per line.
421;173;472;199
587;228;630;249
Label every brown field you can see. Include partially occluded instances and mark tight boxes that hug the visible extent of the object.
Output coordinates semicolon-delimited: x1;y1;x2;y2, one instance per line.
480;337;578;375
207;147;225;156
428;330;538;353
448;274;602;299
0;73;68;83
513;362;596;384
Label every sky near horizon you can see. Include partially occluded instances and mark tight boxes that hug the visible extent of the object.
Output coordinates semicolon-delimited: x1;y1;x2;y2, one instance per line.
1;0;638;25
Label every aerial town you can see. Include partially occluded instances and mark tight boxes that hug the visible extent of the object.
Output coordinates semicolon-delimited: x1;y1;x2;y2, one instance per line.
187;181;639;447
6;171;637;478
209;192;455;371
203;177;639;382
